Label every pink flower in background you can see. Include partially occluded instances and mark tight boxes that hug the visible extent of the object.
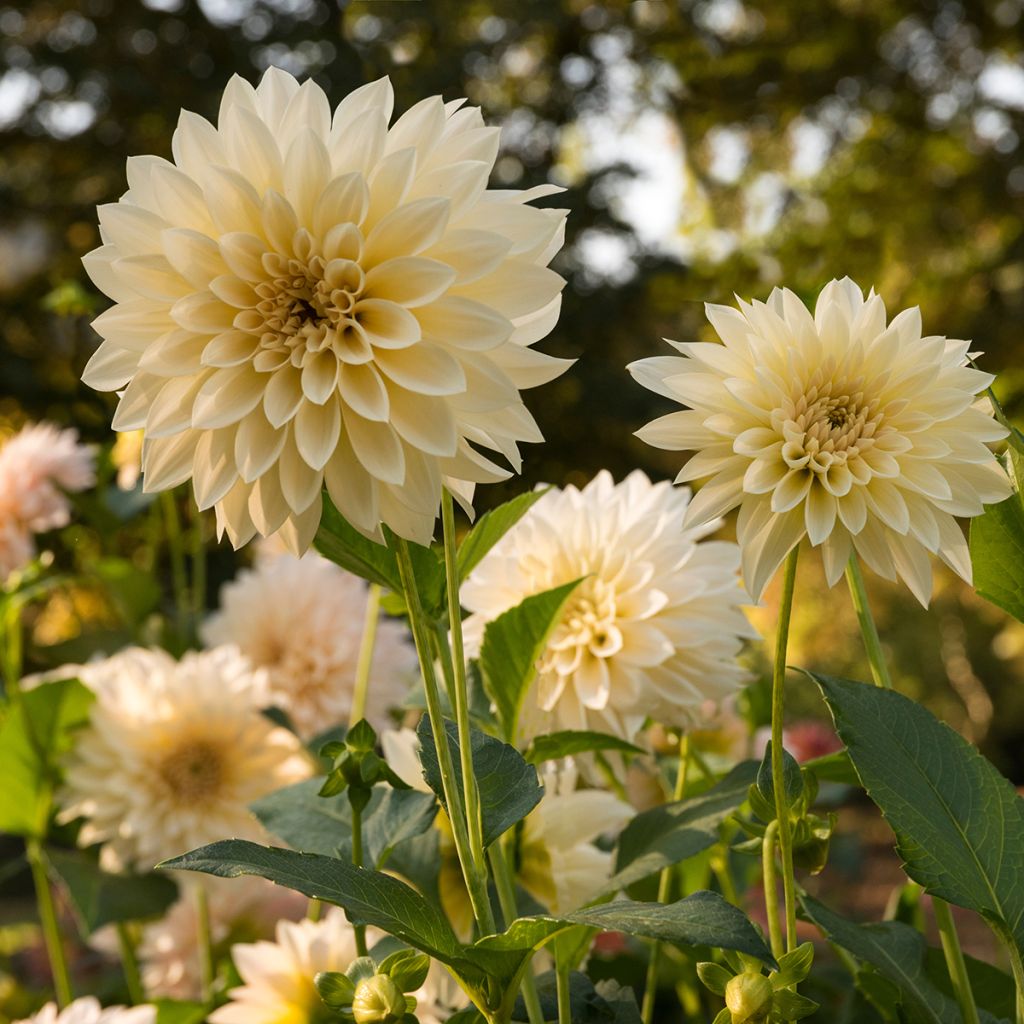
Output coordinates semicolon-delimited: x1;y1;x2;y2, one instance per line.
753;719;842;763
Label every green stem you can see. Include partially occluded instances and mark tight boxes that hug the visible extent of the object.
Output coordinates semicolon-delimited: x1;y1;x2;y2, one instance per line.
194;884;215;1005
27;840;71;1007
641;735;690;1024
844;555;893;689
556;946;572;1024
762;820;784;961
393;536;495;935
161;490;190;646
3;594;23;695
934;898;981;1024
307;898;323;922
351;799;368;957
190;506;206;620
441;490;491;904
772;547;800;953
350;584;381;727
116;922;144;1005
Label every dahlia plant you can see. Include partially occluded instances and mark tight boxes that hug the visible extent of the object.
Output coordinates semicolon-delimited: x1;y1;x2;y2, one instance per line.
2;66;1024;1024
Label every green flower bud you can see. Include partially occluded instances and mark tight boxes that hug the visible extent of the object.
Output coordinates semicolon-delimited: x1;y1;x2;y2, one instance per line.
352;973;407;1024
725;972;773;1023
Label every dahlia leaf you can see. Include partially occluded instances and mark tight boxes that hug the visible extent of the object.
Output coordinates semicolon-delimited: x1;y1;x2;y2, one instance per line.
478;577;586;740
813;673;1024;971
416;717;542;846
161;840;461;963
524;730;644;765
602;760;757;896
970;463;1024;623
456;489;550;583
800;894;1006;1024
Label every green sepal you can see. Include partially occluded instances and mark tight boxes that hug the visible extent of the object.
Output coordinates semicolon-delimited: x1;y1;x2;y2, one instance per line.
316;969;356;1009
378;949;430;993
697;961;732;996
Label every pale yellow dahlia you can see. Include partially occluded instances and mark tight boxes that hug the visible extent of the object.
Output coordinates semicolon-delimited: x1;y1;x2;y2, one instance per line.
628;278;1012;604
82;67;570;551
460;470;756;741
59;647;312;871
201;552;416;738
210;909;369;1024
14;999;154;1024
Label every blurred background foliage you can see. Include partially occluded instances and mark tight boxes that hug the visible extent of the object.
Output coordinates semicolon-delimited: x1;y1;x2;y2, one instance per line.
2;0;1024;775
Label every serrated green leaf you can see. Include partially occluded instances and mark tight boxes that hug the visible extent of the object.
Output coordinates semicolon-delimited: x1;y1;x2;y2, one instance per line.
478;578;585;739
802;748;860;787
603;761;757;895
456;489;549;583
524;730;644;765
0;677;94;837
923;947;1016;1022
47;848;178;934
811;672;1024;967
970;488;1024;622
416;717;542;847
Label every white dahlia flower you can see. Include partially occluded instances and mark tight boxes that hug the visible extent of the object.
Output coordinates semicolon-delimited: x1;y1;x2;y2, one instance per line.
0;422;96;579
14;998;154;1024
628;278;1012;605
82;67;570;552
210;908;368;1024
460;470;755;741
202;552;416;738
59;646;311;871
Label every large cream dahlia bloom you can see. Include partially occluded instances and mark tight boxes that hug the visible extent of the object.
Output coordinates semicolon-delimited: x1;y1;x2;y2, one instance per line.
202;552;416;738
59;647;311;871
629;279;1012;604
460;470;755;741
82;67;570;551
14;998;154;1024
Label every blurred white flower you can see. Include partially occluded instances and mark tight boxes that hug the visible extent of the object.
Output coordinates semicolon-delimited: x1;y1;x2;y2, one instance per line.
210;908;367;1024
59;646;311;871
202;552;415;738
14;998;154;1024
82;67;571;552
461;470;755;741
414;959;468;1024
628;278;1012;604
0;422;95;580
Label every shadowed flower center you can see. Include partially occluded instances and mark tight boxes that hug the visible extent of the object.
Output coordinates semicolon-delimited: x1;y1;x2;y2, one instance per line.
542;576;623;671
157;737;226;804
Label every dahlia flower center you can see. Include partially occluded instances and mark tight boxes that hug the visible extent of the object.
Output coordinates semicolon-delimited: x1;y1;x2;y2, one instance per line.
544;577;623;664
156;737;226;803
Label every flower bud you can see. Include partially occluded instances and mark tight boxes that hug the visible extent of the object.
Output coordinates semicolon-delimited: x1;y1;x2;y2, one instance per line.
351;973;407;1023
725;971;773;1023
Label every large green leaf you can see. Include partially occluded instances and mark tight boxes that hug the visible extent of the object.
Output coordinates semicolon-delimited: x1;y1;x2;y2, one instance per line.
924;947;1016;1022
161;840;460;963
800;894;1007;1024
456;490;548;583
48;848;178;934
524;730;644;765
0;678;93;837
478;578;584;739
812;673;1024;965
970;494;1024;623
602;761;757;896
416;717;542;847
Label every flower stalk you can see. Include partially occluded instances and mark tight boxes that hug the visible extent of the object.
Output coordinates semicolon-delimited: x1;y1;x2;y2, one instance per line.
350;799;368;957
762;819;784;960
933;898;981;1024
844;556;893;689
195;883;215;1005
115;922;144;1005
350;583;382;728
27;839;72;1007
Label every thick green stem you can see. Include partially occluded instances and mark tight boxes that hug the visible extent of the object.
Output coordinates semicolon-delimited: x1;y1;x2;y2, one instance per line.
772;547;800;953
116;922;144;1005
934;898;981;1024
160;490;190;645
350;584;381;727
641;735;690;1024
762;820;784;960
194;884;215;1005
27;840;71;1007
3;594;23;695
393;536;495;935
351;800;368;957
844;556;893;689
556;947;572;1024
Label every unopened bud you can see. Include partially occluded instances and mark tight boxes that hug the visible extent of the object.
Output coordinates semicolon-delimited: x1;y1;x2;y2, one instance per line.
352;973;407;1023
725;972;773;1023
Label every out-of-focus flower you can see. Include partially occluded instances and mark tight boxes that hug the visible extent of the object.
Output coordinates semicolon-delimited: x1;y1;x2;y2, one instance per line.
210;909;367;1024
202;553;415;738
413;961;468;1024
82;67;570;552
59;646;311;871
112;429;144;490
0;422;95;580
14;998;154;1024
753;719;842;765
628;278;1011;605
461;470;755;741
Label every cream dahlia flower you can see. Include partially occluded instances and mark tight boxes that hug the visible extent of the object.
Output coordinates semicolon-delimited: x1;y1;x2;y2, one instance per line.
14;998;154;1024
59;646;311;871
0;422;96;580
210;908;368;1024
628;278;1012;605
460;470;756;741
202;552;416;738
82;67;570;552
